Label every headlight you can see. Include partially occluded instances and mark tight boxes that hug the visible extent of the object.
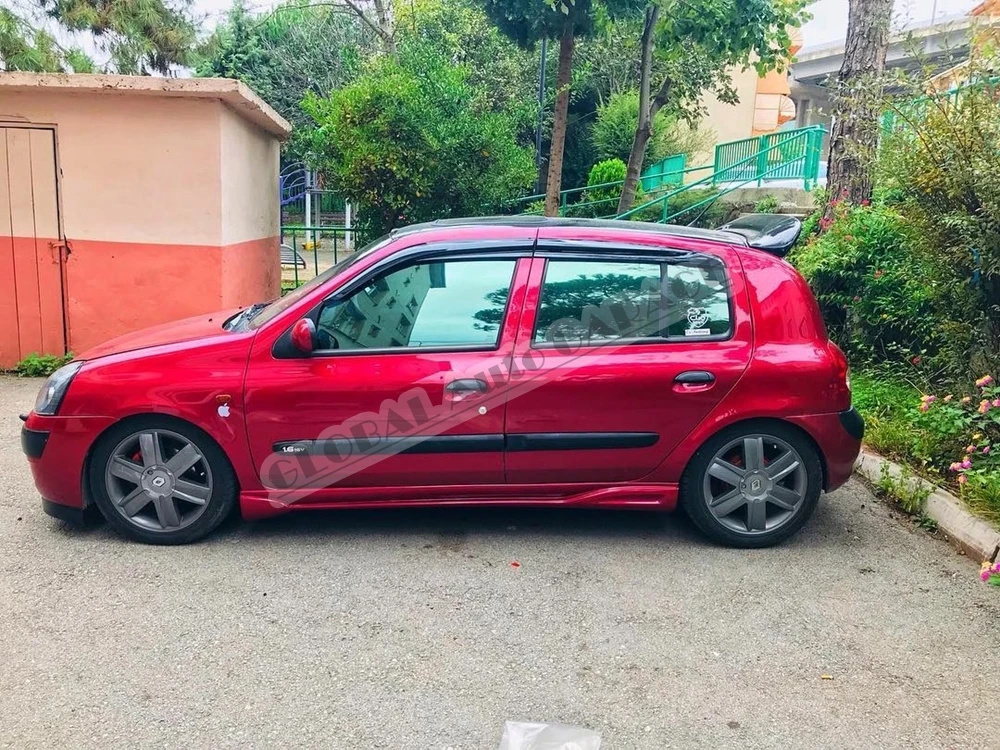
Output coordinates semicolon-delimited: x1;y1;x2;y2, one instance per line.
33;361;83;416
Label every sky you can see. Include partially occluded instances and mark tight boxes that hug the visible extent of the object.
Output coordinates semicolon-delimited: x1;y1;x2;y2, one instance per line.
189;0;983;44
801;0;979;48
13;0;985;69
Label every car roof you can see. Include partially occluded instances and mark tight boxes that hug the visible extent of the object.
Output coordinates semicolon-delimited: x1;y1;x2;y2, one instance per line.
393;216;750;248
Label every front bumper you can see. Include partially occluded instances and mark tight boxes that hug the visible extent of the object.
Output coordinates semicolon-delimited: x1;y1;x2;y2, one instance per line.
21;412;115;511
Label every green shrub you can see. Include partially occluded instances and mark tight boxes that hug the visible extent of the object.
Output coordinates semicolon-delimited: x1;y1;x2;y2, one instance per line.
591;91;712;167
877;77;1000;378
790;201;957;370
753;195;779;213
14;352;73;377
302;41;535;237
567;158;642;218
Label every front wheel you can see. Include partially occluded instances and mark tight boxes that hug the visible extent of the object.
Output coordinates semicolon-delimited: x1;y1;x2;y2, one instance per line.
680;422;822;548
89;418;238;545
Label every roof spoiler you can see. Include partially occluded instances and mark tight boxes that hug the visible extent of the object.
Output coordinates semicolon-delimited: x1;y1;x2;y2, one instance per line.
718;213;803;257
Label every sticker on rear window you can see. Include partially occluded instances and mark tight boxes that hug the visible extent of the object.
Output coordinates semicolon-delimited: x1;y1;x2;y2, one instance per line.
684;328;711;336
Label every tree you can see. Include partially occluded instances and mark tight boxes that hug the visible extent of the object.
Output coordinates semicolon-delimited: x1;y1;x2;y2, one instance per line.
617;0;808;214
825;0;893;213
1;0;197;74
302;43;536;238
480;0;643;217
196;0;370;136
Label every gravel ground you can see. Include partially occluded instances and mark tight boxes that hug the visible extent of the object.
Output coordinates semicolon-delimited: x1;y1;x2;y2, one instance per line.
2;375;999;749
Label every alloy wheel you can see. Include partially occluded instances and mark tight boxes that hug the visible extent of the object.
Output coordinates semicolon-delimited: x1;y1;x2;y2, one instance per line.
104;429;214;532
701;434;808;535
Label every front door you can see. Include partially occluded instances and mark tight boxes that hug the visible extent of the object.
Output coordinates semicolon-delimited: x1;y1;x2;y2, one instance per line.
503;240;753;485
245;250;533;498
0;126;65;369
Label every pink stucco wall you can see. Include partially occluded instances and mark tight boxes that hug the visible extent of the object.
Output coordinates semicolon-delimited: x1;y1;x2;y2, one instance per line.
0;74;289;362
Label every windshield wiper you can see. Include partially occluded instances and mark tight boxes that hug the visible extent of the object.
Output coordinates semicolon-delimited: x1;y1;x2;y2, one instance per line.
224;302;270;332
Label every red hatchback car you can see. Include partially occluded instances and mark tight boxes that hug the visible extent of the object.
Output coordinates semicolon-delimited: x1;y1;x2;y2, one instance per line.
22;217;862;547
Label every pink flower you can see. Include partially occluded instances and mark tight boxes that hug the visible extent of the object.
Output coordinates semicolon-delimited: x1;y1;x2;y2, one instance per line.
962;396;972;404
984;569;992;581
861;199;871;206
962;458;972;469
993;399;1000;408
967;445;976;453
959;474;968;485
983;446;991;455
944;394;953;402
976;375;994;388
919;402;930;412
949;462;963;472
979;400;991;415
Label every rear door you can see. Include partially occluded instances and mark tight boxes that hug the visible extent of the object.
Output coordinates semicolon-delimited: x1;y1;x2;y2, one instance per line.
503;237;752;485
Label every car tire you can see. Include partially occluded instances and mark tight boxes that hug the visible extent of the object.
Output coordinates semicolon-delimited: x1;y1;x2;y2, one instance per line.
680;421;822;548
89;416;238;545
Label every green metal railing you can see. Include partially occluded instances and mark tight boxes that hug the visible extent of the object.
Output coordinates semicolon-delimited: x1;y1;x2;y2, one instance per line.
510;125;825;223
280;224;358;289
616;126;826;224
712;125;825;189
510;153;688;216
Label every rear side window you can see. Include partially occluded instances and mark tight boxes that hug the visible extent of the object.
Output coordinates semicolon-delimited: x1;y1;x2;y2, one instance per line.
533;257;732;345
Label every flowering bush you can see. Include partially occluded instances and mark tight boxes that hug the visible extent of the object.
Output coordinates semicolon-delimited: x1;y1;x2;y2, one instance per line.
981;561;1000;587
916;375;1000;490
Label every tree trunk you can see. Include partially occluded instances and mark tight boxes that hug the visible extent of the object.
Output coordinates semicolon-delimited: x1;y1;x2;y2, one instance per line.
825;0;892;217
617;4;659;216
544;10;576;217
372;0;397;57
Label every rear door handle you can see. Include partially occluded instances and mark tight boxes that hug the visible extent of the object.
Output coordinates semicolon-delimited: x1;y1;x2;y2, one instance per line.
674;371;715;385
446;378;489;393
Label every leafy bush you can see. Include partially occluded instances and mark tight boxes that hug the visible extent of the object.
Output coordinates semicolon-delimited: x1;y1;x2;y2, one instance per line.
877;77;1000;378
302;41;536;239
591;91;712;167
14;352;73;377
567;158;642;218
753;195;779;213
790;200;959;371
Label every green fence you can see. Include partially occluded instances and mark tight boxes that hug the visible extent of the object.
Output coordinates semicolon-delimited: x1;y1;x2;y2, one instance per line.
712;125;825;190
280;224;359;289
616;125;826;225
639;153;687;191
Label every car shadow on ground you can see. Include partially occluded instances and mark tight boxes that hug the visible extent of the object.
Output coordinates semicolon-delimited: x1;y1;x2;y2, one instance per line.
40;496;849;551
230;503;711;546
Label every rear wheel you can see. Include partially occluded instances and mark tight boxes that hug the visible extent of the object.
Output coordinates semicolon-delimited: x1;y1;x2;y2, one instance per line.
681;422;822;548
89;418;238;545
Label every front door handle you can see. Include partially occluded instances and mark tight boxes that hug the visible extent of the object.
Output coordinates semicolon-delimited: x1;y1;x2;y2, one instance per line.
446;378;489;393
674;371;716;385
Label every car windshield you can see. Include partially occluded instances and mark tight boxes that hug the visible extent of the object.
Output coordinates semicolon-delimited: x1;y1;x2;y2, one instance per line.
245;233;394;330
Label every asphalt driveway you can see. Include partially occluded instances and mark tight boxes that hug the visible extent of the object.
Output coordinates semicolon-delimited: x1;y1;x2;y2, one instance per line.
2;375;999;749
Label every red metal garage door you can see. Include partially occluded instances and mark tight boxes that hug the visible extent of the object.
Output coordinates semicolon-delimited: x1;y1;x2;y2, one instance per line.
0;126;66;369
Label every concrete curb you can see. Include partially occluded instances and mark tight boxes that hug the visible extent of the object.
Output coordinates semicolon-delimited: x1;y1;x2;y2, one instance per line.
855;450;1000;562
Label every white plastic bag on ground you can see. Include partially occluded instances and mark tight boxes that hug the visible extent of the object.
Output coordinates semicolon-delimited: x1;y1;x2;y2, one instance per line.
498;721;601;750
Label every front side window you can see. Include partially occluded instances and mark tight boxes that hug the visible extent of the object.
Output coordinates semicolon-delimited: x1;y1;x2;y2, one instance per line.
315;258;517;351
533;257;732;345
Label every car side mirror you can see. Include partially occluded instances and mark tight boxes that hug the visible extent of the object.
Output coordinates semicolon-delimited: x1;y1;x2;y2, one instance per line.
291;318;318;354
